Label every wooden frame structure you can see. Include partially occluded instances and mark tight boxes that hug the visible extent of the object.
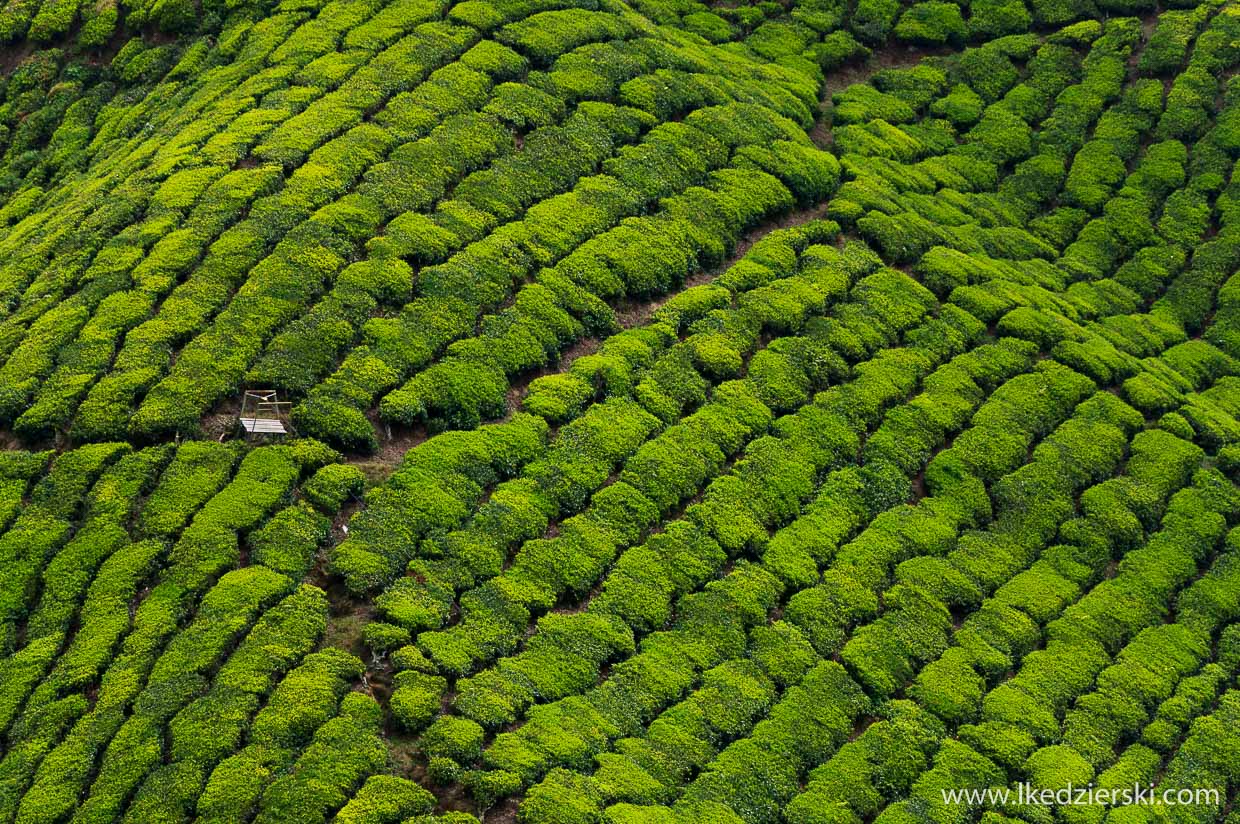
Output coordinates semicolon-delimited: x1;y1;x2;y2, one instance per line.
238;389;292;439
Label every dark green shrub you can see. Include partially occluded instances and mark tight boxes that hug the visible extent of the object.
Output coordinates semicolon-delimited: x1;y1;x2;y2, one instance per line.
303;463;367;513
894;2;965;45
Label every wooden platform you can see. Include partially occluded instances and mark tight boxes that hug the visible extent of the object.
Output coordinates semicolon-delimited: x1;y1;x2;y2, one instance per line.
239;417;287;435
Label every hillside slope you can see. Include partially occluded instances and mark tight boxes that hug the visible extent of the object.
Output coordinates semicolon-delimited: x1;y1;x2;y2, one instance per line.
0;0;1239;821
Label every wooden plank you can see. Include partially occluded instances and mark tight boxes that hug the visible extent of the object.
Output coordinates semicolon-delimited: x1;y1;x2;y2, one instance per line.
240;418;287;433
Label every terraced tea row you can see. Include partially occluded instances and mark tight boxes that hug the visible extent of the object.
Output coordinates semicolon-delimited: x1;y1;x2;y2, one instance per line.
0;0;1237;821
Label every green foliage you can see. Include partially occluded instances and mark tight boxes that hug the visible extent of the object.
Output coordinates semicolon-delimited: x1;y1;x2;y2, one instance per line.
336;775;435;823
303;463;367;514
249;503;331;581
0;2;1234;822
894;2;965;46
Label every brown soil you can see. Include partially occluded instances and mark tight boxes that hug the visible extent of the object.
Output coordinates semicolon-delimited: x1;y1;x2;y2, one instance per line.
201;395;244;442
484;797;520;824
434;776;480;816
0;40;37;75
503;337;600;418
826;44;954;98
375;422;427;465
309;548;376;662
